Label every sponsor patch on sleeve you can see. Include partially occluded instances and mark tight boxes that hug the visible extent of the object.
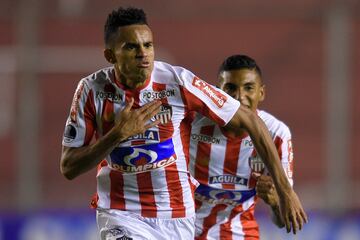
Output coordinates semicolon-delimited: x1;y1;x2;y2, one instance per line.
192;76;227;108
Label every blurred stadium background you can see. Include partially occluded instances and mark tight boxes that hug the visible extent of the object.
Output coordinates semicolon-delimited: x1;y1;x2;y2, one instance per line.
0;0;359;239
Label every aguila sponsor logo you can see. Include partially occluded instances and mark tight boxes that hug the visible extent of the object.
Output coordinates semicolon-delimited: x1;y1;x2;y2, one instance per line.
127;130;160;142
209;175;248;186
192;76;227;108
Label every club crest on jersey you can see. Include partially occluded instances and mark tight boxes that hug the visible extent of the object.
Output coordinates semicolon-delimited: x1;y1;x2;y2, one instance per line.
192;76;227;108
249;155;265;172
109;138;176;173
195;185;256;206
152;105;172;124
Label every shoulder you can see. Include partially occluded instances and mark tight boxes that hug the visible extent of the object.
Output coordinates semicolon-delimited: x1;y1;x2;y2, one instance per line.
152;61;196;85
80;67;114;88
258;110;291;138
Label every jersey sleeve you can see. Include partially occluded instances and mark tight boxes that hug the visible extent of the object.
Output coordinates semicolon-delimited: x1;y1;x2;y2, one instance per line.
176;67;240;126
62;79;96;147
278;127;294;186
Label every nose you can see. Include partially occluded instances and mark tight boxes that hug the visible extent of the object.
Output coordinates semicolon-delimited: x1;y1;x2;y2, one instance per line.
234;88;245;101
136;46;147;58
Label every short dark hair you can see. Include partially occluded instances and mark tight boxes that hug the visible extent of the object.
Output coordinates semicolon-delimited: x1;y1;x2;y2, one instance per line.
218;54;262;78
104;7;148;47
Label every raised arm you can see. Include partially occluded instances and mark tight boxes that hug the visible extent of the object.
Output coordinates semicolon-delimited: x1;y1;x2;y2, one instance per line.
226;105;307;234
60;99;161;180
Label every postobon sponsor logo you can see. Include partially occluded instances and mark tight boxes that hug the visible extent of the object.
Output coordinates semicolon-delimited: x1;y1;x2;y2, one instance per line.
96;91;123;102
142;89;176;100
249;155;265;172
209;175;248;186
191;134;220;144
192;77;227;108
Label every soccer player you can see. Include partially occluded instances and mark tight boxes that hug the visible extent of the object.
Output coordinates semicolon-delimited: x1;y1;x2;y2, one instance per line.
60;7;306;240
190;54;294;239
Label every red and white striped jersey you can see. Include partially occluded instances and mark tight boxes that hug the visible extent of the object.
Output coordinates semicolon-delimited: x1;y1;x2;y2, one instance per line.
62;61;240;219
189;110;294;239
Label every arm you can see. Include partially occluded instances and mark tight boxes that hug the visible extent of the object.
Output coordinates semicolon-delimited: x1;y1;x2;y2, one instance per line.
226;105;307;233
60;98;161;180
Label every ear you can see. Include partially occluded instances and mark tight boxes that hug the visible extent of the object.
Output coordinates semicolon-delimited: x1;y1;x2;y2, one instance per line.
259;84;265;102
104;49;116;64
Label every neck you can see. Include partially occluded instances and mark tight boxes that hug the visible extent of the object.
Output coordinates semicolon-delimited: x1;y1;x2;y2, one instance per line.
114;68;146;89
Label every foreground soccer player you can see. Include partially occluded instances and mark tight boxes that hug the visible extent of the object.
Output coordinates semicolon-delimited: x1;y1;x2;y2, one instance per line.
60;7;307;240
190;55;295;239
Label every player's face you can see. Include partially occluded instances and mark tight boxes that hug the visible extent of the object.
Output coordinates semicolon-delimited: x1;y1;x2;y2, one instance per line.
218;69;264;111
111;24;154;88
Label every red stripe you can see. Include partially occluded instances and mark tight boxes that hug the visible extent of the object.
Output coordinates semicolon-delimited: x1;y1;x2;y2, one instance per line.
179;103;197;205
180;111;194;167
222;138;242;189
179;86;226;126
152;82;174;141
219;204;244;240
109;170;125;210
137;172;157;217
274;136;283;159
165;163;186;218
196;204;228;240
130;140;146;145
84;89;96;145
194;125;216;183
240;205;260;239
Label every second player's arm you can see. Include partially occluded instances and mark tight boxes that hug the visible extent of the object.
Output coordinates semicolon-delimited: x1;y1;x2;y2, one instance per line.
226;105;307;233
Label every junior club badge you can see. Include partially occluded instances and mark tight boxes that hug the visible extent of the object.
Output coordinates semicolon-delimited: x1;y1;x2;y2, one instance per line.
153;105;172;124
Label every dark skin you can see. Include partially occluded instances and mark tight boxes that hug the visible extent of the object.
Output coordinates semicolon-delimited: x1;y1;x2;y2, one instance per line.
60;24;307;233
219;68;302;230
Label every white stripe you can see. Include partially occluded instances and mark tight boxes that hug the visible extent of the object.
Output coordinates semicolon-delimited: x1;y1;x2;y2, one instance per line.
150;168;170;218
96;167;111;209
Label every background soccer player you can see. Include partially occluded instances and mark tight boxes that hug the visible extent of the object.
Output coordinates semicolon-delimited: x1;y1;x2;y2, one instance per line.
60;7;306;239
190;54;295;239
